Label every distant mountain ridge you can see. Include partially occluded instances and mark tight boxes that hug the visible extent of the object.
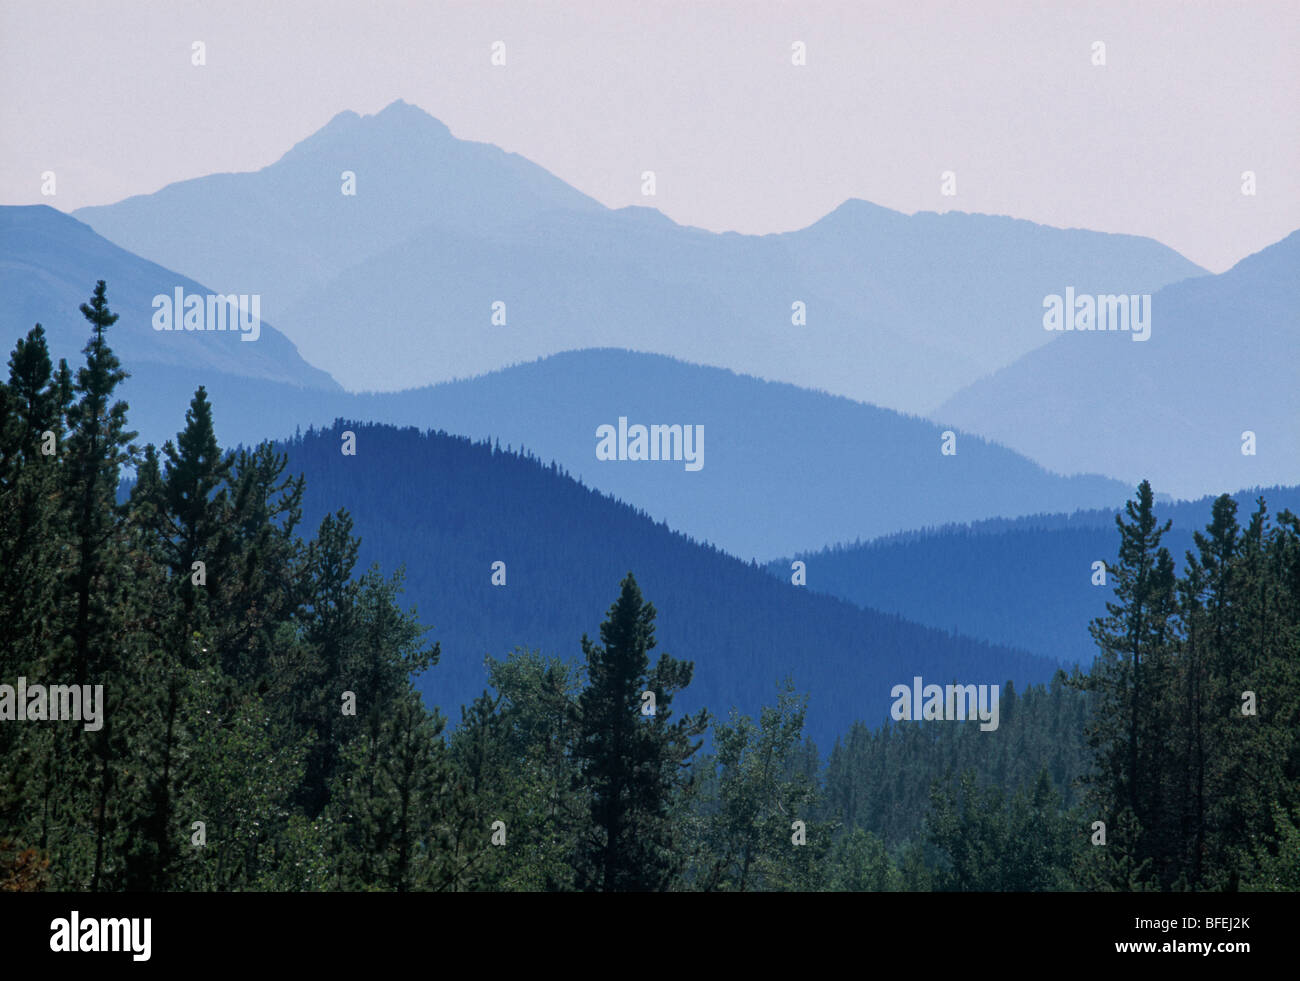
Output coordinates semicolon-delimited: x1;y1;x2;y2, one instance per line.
71;99;1206;414
338;349;1135;559
765;484;1300;667
936;231;1300;497
71;99;603;337
103;344;1144;560
0;205;337;392
0;208;1138;556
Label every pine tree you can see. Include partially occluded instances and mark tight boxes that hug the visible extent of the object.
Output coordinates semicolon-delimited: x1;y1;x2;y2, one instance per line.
326;689;446;891
53;282;137;890
829;828;900;891
0;325;64;698
120;388;232;889
0;326;67;873
62;281;136;683
1075;480;1177;889
572;573;707;891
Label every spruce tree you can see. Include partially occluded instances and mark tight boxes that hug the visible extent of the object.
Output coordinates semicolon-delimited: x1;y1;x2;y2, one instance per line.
63;281;136;682
0;327;67;869
572;573;707;891
120;388;233;889
1077;480;1177;889
53;282;137;890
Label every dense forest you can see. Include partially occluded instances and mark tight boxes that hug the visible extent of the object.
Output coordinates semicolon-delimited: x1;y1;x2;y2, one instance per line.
275;419;1058;750
1;282;1297;891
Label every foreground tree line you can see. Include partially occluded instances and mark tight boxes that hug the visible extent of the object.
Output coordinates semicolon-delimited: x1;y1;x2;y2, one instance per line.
0;283;1296;891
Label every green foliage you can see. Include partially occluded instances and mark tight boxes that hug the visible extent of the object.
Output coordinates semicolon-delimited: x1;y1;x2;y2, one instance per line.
829;828;901;891
448;650;585;891
0;284;448;892
925;769;1083;891
1071;485;1300;891
823;673;1091;850
572;573;709;891
690;680;832;891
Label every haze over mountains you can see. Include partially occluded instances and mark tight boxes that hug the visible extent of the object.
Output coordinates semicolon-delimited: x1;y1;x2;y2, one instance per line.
2;204;1138;556
10;98;1293;548
0;205;336;393
936;232;1300;498
341;349;1133;559
72;99;1206;415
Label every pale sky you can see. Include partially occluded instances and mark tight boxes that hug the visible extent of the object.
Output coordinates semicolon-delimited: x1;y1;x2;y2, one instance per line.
2;0;1297;272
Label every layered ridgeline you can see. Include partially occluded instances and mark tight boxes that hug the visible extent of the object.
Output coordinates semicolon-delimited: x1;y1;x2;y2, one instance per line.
0;215;1135;557
72;100;1204;414
281;420;1059;750
764;485;1300;667
936;231;1300;497
340;350;1132;559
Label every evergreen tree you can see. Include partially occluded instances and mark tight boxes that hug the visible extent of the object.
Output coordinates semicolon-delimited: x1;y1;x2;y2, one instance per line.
1074;480;1177;888
62;281;136;681
0;327;65;801
572;573;707;891
49;282;138;890
120;388;232;889
326;689;446;891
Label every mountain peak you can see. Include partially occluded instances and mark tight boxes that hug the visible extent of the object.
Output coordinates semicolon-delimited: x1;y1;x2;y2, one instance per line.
808;197;909;230
369;98;452;137
321;108;361;128
282;100;451;161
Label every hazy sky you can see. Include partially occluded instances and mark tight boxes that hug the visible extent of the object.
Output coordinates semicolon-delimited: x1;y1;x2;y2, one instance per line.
3;0;1297;272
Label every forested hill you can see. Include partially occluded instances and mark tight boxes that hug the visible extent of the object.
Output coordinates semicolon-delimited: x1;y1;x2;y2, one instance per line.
279;420;1059;748
764;485;1300;667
